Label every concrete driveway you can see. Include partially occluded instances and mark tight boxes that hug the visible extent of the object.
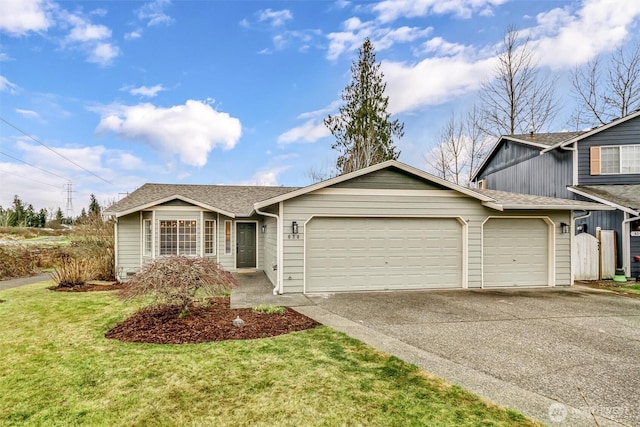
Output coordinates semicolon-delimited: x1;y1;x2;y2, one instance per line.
296;287;640;426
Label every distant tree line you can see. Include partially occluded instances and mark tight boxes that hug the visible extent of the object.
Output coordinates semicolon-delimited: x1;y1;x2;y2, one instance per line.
0;194;103;228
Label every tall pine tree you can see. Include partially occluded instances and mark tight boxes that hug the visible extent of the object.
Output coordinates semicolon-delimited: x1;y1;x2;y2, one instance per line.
324;38;404;174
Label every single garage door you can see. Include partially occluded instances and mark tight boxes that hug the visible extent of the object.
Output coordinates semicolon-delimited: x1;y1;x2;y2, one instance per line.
483;218;549;287
305;217;462;293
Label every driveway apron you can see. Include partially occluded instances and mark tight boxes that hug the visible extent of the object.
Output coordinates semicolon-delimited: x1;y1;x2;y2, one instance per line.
296;287;640;427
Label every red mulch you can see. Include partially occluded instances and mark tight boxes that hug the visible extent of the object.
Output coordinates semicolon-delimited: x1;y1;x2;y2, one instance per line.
49;283;126;292
105;297;320;344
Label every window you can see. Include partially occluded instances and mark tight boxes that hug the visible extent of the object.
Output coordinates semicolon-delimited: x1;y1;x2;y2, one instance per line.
225;221;232;254
143;219;152;256
159;220;197;256
595;145;640;174
204;220;215;255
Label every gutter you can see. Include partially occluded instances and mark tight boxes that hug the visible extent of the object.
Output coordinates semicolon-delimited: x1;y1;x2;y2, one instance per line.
254;206;282;295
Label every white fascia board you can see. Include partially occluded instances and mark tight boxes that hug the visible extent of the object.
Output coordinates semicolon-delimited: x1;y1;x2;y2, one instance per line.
567;187;639;215
254;160;495;210
110;194;236;218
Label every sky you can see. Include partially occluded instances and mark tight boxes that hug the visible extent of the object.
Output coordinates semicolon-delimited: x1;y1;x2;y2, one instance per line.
1;0;640;215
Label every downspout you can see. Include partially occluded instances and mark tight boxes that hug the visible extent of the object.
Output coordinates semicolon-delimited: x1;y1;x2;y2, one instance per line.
255;206;282;295
622;213;640;276
113;217;119;281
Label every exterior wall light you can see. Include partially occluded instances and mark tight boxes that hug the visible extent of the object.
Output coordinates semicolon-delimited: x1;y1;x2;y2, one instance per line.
292;221;299;234
261;224;267;234
560;222;570;234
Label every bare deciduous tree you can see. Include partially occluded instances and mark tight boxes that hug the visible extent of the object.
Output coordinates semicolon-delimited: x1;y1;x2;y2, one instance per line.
424;108;492;186
570;43;640;127
479;25;558;136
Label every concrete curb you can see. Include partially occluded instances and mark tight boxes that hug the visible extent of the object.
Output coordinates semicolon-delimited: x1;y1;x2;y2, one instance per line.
0;273;53;291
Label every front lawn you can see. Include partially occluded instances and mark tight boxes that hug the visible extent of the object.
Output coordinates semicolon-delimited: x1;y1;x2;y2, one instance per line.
0;282;539;426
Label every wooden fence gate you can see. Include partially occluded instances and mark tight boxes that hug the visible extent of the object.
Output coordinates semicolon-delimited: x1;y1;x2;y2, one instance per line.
573;229;616;280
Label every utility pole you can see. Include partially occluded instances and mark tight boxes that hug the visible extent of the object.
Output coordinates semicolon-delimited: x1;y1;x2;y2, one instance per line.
64;181;74;220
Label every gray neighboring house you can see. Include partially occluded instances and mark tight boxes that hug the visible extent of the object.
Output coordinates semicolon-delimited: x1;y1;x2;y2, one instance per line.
472;109;640;278
105;160;608;294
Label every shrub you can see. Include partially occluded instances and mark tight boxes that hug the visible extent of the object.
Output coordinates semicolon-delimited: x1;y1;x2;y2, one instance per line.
118;257;238;317
51;254;97;287
252;304;286;315
69;215;115;280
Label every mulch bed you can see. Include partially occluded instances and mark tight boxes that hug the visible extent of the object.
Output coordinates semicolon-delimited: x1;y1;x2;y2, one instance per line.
105;297;320;344
49;283;125;292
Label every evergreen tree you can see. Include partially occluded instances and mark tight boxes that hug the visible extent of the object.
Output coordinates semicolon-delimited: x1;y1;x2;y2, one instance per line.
55;207;64;223
89;194;101;217
324;38;403;174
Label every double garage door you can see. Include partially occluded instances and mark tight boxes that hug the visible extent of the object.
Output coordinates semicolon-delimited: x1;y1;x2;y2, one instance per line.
305;217;463;293
305;217;551;293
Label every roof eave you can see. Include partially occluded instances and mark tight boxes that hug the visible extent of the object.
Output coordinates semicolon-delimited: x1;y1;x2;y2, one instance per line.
254;160;495;210
108;194;237;218
567;187;639;215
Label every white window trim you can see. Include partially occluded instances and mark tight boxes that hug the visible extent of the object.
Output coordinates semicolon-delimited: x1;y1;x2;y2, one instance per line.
224;220;232;255
600;144;640;175
159;219;198;256
143;219;152;257
204;219;216;256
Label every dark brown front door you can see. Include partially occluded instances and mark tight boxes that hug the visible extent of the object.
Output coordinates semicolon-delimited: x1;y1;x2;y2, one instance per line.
236;222;257;268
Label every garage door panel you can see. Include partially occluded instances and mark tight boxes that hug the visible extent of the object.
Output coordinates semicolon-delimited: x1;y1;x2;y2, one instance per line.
306;217;462;292
483;218;549;287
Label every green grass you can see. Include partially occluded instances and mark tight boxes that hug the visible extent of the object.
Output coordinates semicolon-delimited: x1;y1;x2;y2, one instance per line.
619;283;640;294
0;282;540;427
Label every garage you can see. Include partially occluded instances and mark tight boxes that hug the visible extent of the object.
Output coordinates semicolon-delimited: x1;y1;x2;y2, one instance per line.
482;218;551;287
305;217;463;293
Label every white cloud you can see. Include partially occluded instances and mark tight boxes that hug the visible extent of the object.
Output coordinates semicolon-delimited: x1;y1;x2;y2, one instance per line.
373;0;507;23
128;84;165;98
239;166;290;186
124;30;142;40
419;37;470;56
327;18;432;60
0;52;11;61
258;9;293;27
15;109;40;120
0;75;17;93
383;55;495;114
278;119;331;144
527;0;640;69
66;22;110;43
296;100;342;120
137;0;174;27
0;0;52;36
88;42;120;66
108;152;145;171
96;100;242;167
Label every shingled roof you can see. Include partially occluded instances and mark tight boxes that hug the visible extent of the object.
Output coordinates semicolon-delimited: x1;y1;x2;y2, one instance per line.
568;185;640;215
104;184;300;217
471;188;613;211
505;131;586;146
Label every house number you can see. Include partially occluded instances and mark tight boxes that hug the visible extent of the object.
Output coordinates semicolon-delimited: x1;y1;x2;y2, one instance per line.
631;231;640;237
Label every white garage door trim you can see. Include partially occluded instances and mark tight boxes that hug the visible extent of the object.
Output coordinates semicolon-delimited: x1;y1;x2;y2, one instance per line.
481;216;555;288
303;214;468;293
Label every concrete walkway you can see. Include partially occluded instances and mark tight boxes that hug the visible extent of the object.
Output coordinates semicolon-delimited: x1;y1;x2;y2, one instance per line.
231;273;638;427
0;273;52;291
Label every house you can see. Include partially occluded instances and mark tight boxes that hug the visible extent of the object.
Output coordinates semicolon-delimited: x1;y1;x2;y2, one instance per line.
472;109;640;279
104;160;609;294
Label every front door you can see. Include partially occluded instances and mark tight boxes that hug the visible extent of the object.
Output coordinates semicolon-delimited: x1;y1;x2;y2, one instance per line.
236;222;257;269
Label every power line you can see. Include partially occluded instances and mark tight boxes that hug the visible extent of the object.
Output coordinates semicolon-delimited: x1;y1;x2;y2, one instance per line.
0;116;113;185
0;150;70;181
0;169;64;189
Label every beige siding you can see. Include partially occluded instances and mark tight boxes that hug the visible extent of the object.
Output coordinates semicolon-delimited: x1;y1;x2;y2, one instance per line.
262;215;278;286
281;192;571;293
116;213;141;278
218;214;235;270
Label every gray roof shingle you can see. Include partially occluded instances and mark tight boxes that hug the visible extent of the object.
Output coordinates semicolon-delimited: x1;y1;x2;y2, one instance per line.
472;188;612;210
569;185;640;212
105;183;300;217
506;131;586;146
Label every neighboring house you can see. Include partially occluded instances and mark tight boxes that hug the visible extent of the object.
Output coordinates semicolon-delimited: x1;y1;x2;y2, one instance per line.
472;109;640;278
105;160;607;294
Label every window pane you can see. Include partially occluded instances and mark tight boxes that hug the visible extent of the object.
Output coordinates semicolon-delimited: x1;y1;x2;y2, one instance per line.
225;221;232;254
143;219;152;256
621;145;640;173
160;220;177;255
179;220;197;256
204;220;215;255
601;147;620;174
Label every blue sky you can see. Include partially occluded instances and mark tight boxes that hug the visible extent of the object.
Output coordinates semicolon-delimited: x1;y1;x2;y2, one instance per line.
1;0;639;215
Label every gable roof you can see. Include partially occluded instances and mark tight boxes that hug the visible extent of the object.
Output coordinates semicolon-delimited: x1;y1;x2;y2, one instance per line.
104;184;299;218
253;160;496;209
568;185;640;215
